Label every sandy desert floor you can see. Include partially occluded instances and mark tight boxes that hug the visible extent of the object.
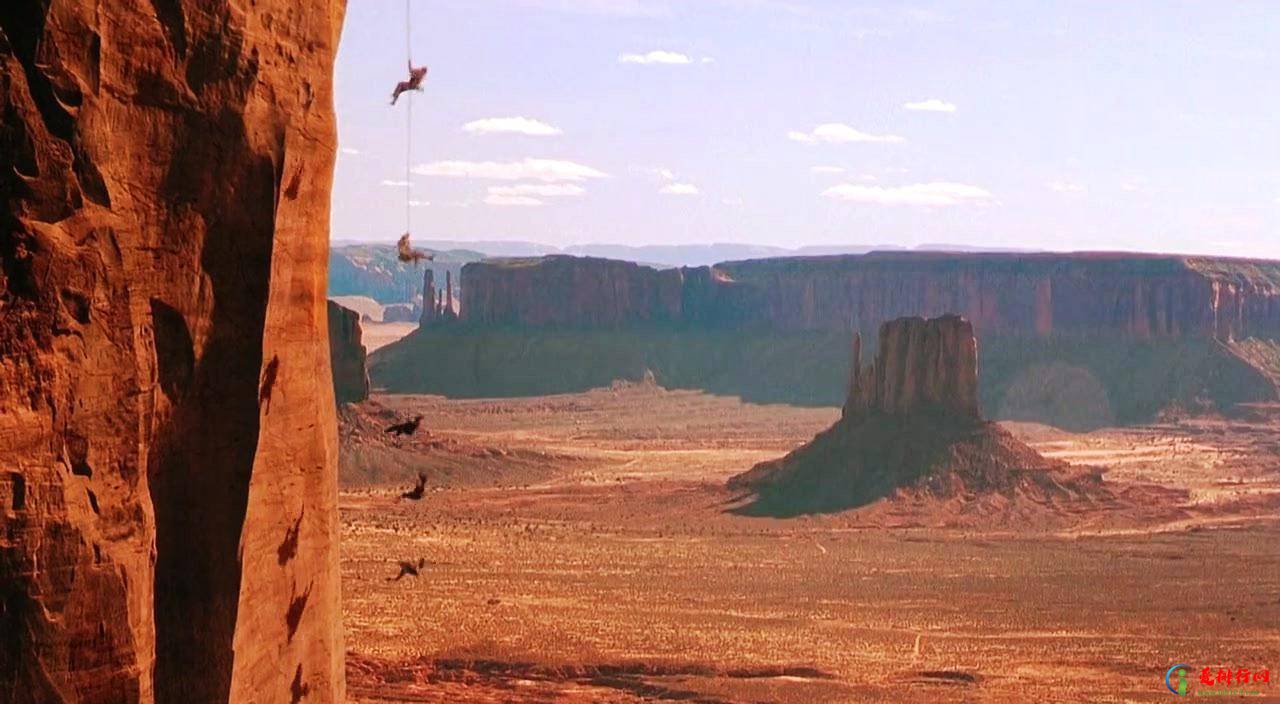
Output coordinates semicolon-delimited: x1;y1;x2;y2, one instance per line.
361;321;420;352
340;385;1280;703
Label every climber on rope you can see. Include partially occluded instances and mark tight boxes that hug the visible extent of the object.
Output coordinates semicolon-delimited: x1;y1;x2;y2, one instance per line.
390;61;429;105
397;232;432;266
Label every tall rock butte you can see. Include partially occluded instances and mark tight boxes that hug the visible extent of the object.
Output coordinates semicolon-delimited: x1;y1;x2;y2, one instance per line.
843;314;979;419
730;315;1097;516
328;301;370;405
1;1;346;702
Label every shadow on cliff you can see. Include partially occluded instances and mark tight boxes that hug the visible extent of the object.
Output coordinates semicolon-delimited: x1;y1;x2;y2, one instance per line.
147;114;278;701
370;326;1278;432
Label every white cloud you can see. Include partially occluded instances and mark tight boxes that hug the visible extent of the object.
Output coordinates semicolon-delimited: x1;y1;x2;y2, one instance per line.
1047;181;1086;194
633;166;677;180
660;183;700;196
788;123;905;144
408;199;430;207
380;179;411;187
462;117;563;137
701;57;716;64
903;98;957;113
810;165;846;174
341;147;362;155
722;196;744;206
414;158;608;182
822;181;993;206
619;50;692;65
488;183;585;197
485;194;544;207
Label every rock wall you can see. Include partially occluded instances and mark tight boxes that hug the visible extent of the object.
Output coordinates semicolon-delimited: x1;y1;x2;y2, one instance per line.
461;255;685;327
328;301;369;405
458;252;1280;341
0;1;345;702
844;315;979;419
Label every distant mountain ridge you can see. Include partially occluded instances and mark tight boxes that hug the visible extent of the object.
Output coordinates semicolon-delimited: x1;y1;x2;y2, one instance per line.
329;243;481;304
330;239;1044;273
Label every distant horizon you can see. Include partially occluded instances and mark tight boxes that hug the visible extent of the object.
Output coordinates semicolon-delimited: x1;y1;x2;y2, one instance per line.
329;236;1280;263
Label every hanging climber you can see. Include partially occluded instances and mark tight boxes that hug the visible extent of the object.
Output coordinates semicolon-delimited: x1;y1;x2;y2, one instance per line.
397;232;432;266
390;61;429;105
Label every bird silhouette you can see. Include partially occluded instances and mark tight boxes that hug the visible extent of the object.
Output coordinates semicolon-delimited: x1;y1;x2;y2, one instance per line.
400;472;428;501
386;415;423;437
388;557;427;581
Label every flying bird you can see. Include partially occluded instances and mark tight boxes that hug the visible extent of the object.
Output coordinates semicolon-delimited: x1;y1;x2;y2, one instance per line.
386;415;424;437
388;557;427;581
400;472;428;501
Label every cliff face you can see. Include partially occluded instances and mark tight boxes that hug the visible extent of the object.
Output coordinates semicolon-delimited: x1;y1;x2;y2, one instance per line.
0;1;345;702
719;253;1280;340
844;315;979;419
461;255;685;327
328;302;370;405
458;252;1280;341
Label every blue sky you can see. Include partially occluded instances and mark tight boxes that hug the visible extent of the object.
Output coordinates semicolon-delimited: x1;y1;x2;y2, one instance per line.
331;1;1279;257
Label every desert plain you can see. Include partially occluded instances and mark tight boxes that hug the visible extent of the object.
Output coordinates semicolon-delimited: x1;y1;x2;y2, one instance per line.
338;384;1280;703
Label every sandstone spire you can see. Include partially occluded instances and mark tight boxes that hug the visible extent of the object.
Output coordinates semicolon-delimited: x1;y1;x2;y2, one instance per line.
421;268;437;325
445;270;455;319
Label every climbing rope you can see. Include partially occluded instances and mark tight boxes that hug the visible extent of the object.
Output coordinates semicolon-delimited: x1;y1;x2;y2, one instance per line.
390;0;430;266
404;0;413;238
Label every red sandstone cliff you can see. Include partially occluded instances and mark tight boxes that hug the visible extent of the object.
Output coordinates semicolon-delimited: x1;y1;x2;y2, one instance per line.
0;1;345;702
328;301;370;405
844;315;979;419
461;255;685;327
457;252;1280;341
719;253;1280;340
